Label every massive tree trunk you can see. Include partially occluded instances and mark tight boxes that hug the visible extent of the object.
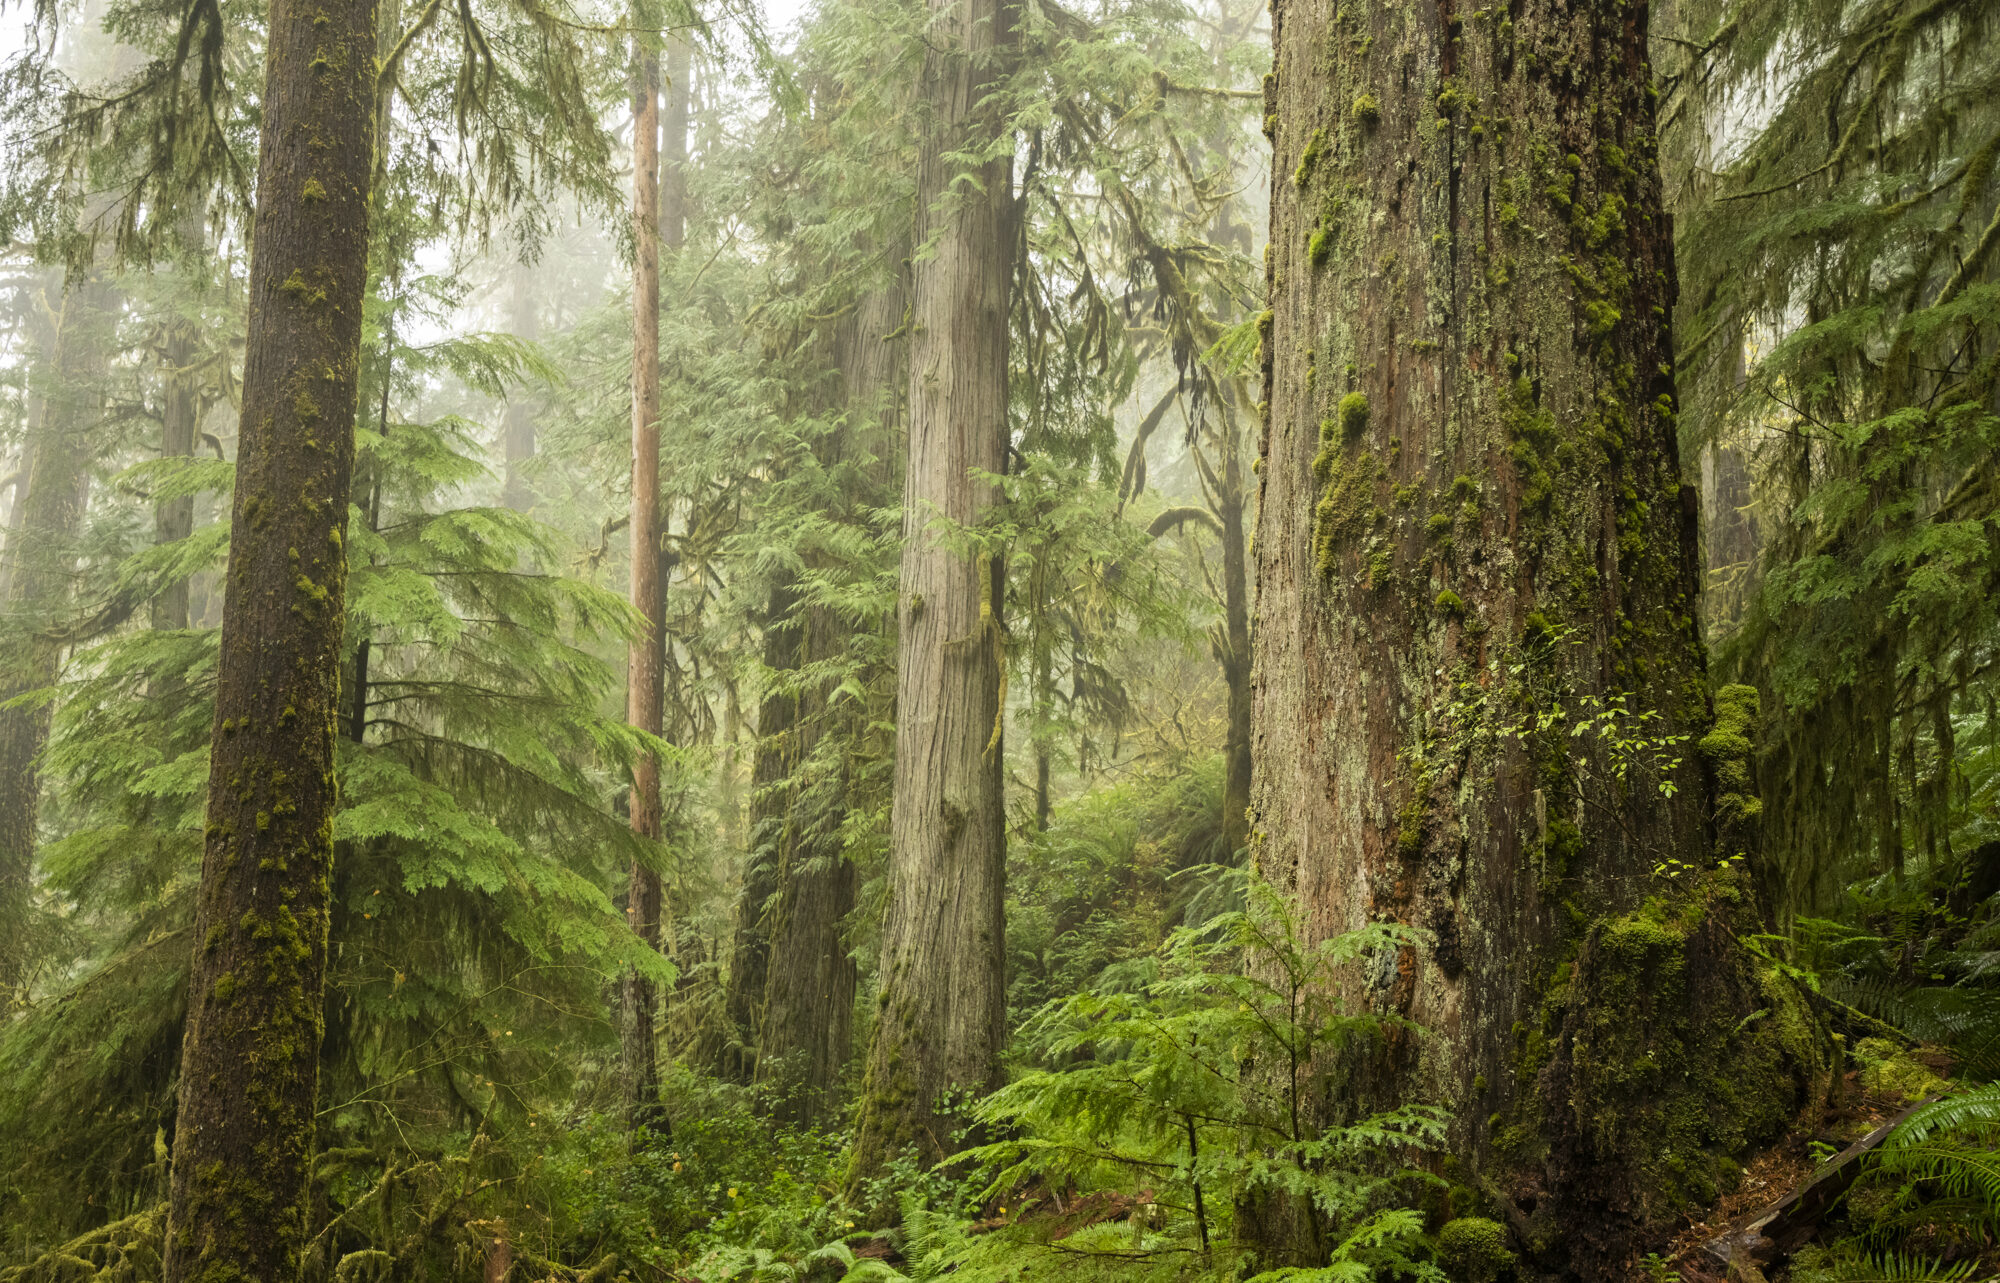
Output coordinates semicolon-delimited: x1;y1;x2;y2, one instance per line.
0;274;112;1005
161;0;378;1270
755;278;904;1123
1252;0;1821;1273
622;37;667;1128
850;0;1014;1184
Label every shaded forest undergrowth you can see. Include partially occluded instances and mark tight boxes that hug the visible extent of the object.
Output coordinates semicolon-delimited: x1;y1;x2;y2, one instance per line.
4;768;1996;1283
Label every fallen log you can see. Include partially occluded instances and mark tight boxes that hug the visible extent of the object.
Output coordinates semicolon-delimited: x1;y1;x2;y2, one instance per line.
1701;1095;1942;1273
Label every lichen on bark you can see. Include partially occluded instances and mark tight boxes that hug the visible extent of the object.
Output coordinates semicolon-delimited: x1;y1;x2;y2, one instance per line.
1250;0;1826;1271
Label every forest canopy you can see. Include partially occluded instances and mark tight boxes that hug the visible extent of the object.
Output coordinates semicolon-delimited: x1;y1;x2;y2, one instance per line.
0;0;1997;1277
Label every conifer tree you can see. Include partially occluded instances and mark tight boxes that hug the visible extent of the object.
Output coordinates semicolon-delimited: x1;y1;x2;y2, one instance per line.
850;0;1015;1183
622;28;669;1129
1252;0;1822;1270
0;274;113;1005
161;0;379;1272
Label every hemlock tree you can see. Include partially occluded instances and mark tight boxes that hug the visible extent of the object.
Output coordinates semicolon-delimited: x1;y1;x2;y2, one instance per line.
849;0;1015;1182
161;0;378;1272
1251;0;1824;1271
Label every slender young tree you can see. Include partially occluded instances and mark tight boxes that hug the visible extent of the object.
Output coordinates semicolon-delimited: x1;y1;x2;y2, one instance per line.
1250;0;1820;1271
160;0;378;1271
850;0;1015;1182
622;33;668;1126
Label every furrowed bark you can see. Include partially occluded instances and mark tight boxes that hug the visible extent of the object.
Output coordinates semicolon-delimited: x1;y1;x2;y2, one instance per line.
622;37;667;1130
850;0;1014;1186
161;0;378;1269
1251;0;1823;1272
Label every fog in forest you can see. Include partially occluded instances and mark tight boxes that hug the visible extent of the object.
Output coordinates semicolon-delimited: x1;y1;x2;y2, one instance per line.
0;0;1997;1279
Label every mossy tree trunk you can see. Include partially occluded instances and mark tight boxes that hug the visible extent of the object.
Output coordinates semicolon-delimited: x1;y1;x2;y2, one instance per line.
622;35;668;1129
160;0;378;1269
755;278;904;1123
0;273;112;1005
1251;0;1822;1272
849;0;1014;1185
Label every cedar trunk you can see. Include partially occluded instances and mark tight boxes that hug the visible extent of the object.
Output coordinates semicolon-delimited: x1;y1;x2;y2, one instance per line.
0;275;111;1003
850;0;1014;1183
161;0;377;1269
623;39;667;1126
1253;0;1820;1271
756;278;905;1122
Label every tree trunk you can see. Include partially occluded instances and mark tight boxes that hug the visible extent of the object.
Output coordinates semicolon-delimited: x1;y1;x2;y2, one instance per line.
850;0;1014;1186
0;273;112;1005
622;37;667;1130
500;261;538;512
154;216;210;631
1216;411;1251;861
708;576;801;1085
1252;0;1821;1272
755;276;904;1123
161;0;378;1269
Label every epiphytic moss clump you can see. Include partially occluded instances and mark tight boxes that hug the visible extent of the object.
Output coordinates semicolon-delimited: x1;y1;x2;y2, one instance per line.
1336;390;1369;438
1701;683;1763;863
1437;1217;1515;1283
1293;128;1325;187
1351;93;1380;125
1312;452;1375;578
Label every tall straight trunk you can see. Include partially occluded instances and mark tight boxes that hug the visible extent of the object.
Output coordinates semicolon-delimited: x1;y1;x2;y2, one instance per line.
708;576;801;1085
0;274;112;1004
500;261;538;512
1253;0;1820;1272
755;275;905;1123
154;220;207;630
1215;411;1251;860
850;0;1014;1184
622;38;667;1128
660;34;690;253
161;0;377;1269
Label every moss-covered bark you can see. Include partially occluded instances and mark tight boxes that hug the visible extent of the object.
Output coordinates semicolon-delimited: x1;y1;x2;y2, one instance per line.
1251;0;1826;1273
161;0;378;1271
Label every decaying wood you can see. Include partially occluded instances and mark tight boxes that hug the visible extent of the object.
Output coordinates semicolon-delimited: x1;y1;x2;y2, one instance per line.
1702;1095;1943;1271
